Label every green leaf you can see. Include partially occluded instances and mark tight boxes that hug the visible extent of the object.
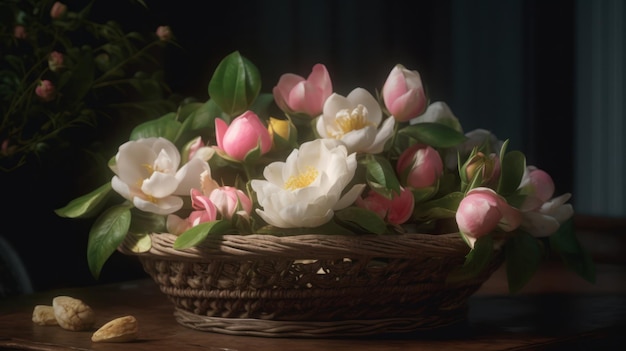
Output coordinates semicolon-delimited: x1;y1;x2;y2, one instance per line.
179;100;222;133
55;183;112;218
413;191;464;221
87;205;132;279
549;219;596;284
498;150;526;196
130;112;181;141
505;231;542;293
398;122;467;148
447;234;493;283
173;220;232;250
208;51;261;117
363;155;401;197
335;207;387;234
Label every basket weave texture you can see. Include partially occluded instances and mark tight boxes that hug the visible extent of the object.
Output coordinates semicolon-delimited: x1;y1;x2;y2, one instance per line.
118;232;503;337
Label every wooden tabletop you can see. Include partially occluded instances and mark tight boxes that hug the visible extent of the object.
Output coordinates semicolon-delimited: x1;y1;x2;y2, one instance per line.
1;223;625;350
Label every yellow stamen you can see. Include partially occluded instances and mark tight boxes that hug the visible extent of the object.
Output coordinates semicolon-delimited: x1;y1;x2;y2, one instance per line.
330;104;373;138
284;166;319;190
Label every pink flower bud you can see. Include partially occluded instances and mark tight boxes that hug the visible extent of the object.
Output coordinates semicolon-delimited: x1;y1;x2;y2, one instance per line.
396;143;443;189
35;80;56;102
272;64;332;117
356;187;414;225
382;64;427;122
48;51;64;72
456;187;521;247
518;166;555;211
209;186;252;220
50;2;67;19
215;110;272;161
156;26;173;41
14;25;26;39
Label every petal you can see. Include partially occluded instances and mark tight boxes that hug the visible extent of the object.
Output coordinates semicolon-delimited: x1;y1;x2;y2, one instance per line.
346;88;382;125
333;183;366;210
364;116;396;154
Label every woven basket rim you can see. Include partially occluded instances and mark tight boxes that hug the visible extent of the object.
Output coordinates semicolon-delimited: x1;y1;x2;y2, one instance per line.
119;231;471;261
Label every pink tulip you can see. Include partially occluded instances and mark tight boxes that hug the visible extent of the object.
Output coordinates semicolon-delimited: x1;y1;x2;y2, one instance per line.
35;80;56;102
272;64;332;117
456;188;522;246
215;110;272;161
382;64;427;122
209;186;252;219
48;51;64;72
356;187;414;225
396;143;443;189
50;2;67;19
156;26;172;41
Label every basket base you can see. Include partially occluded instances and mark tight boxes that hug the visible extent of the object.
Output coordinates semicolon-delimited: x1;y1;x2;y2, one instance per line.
173;308;469;338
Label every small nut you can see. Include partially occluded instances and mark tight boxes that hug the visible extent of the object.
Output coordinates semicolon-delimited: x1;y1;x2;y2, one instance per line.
32;305;58;326
52;296;95;331
91;315;138;343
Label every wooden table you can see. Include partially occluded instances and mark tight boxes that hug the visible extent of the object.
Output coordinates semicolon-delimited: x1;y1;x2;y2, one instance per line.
1;222;625;350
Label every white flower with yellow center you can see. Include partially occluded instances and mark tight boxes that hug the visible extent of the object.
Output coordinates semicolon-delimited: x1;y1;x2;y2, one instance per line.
110;137;210;215
250;139;366;228
316;88;395;154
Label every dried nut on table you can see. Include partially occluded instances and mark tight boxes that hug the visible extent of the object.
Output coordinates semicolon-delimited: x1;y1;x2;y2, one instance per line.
52;296;95;331
91;315;138;343
31;305;58;326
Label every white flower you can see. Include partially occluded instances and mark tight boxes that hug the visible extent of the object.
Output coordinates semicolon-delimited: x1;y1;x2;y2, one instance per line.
316;88;395;154
521;193;574;237
250;139;366;228
110;137;210;215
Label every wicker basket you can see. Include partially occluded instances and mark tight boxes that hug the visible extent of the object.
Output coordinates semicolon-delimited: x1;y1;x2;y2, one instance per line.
118;232;503;337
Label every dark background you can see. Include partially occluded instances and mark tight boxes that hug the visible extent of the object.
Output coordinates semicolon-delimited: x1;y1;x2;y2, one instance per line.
0;0;576;294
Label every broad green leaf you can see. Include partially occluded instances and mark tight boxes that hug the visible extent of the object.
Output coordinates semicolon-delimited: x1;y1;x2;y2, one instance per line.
208;51;261;117
398;122;467;148
549;219;596;284
335;207;387;234
87;205;132;279
55;183;112;218
173;220;232;250
413;191;464;221
125;232;152;253
447;234;494;283
179;100;223;135
498;150;526;196
505;231;542;293
363;155;401;197
130;112;181;141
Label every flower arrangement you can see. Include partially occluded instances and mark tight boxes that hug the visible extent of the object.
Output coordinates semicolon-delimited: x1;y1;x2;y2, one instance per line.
56;50;594;293
0;0;175;172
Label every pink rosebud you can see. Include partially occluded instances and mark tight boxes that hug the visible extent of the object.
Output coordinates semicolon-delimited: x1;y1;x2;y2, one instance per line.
48;51;64;72
396;143;443;189
35;80;56;102
518;166;555;211
50;2;67;19
356;187;415;225
156;26;173;41
382;64;427;122
456;187;522;247
215;110;272;161
14;25;26;39
209;186;253;220
272;64;332;117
